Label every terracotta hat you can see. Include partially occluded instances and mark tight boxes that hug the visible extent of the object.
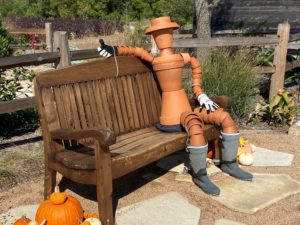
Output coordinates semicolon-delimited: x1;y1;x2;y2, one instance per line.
145;16;180;34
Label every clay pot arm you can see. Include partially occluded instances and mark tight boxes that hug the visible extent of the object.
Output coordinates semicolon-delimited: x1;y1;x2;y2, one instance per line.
117;46;154;63
190;57;203;97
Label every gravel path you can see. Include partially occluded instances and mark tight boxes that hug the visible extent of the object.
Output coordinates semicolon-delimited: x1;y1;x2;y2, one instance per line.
0;128;299;225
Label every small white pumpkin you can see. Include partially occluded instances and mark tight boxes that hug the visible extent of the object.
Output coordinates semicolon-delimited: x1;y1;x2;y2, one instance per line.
85;217;102;225
238;152;254;166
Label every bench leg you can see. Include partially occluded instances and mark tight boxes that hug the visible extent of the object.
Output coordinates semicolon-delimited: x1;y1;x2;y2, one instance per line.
44;167;56;199
95;142;114;225
96;177;114;225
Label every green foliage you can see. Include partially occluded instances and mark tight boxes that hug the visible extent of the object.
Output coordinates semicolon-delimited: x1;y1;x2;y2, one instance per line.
200;49;259;119
0;27;38;136
256;46;274;66
0;67;35;101
0;109;39;137
0;24;13;57
249;89;300;126
0;0;193;27
164;0;193;26
125;22;147;46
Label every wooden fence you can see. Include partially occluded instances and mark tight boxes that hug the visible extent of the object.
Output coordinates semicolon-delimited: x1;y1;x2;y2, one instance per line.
0;22;300;115
8;23;53;51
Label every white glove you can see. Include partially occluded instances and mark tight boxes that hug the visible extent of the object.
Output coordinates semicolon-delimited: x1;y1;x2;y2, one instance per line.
197;93;219;112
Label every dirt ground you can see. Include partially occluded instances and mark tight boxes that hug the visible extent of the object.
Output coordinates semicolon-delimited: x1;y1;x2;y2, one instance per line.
0;128;300;225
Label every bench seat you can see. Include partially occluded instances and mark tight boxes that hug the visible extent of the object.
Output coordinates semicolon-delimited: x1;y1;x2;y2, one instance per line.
54;125;219;181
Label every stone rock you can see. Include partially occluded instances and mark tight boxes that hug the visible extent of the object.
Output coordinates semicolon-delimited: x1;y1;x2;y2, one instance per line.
116;192;201;225
0;205;39;225
211;173;300;214
288;120;300;136
252;147;294;167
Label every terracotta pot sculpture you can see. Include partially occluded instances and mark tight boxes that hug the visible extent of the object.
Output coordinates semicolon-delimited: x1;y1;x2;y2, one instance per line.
98;16;253;196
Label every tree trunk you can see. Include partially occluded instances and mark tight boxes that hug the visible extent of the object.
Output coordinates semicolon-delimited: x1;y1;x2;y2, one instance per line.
193;0;220;63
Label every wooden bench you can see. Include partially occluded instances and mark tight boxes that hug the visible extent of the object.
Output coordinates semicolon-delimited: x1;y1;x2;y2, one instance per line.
34;56;224;225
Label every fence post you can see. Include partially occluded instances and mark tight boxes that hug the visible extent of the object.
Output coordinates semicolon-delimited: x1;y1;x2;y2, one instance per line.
269;22;290;98
53;31;70;68
58;31;71;68
45;22;53;52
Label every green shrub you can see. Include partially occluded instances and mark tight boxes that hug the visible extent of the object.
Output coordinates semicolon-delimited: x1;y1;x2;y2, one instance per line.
195;49;259;119
249;89;300;126
0;25;39;137
0;24;13;57
0;109;39;137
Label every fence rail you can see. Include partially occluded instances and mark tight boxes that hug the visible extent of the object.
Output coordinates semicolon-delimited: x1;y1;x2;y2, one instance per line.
8;28;46;35
0;22;299;115
0;97;36;114
173;36;279;48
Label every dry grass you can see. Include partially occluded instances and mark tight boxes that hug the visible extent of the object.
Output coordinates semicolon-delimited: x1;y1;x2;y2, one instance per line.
0;145;44;191
69;32;129;50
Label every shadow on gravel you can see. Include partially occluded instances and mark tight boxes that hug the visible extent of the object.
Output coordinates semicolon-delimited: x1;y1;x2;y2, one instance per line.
0;136;42;149
58;162;169;216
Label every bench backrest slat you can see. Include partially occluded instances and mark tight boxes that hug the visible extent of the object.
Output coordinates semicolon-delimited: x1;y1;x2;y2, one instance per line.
35;57;162;136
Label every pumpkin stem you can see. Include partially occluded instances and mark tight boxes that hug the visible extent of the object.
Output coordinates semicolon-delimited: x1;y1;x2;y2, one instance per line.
40;219;47;225
21;215;27;221
54;185;60;193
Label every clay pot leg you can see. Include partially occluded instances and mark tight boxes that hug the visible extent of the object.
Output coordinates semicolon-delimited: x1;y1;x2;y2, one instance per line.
180;112;206;146
194;108;237;133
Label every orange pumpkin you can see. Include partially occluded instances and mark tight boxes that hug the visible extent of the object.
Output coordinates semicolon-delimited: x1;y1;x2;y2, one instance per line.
13;215;31;225
80;221;91;225
83;212;100;220
35;186;83;225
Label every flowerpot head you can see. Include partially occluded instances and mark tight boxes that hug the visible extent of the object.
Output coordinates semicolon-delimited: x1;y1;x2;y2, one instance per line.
145;16;179;50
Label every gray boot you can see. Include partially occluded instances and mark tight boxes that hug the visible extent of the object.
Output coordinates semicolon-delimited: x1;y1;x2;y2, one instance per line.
188;145;220;196
220;132;253;181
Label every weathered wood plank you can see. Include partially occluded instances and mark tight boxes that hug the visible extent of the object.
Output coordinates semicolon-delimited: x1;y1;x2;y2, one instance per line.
98;80;113;130
145;72;159;123
53;87;68;128
80;83;94;128
131;75;145;128
135;73;150;126
105;79;119;133
0;52;60;70
87;82;100;127
73;83;88;129
9;28;46;35
70;49;100;61
66;85;81;129
0;97;36;114
252;66;275;74
173;36;278;48
41;88;60;131
141;72;154;125
92;81;107;127
37;57;151;88
270;22;290;98
126;75;141;129
116;78;130;131
110;78;125;133
121;76;135;130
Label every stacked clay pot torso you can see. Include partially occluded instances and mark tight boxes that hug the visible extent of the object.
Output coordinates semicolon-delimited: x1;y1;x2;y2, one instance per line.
146;16;192;126
153;54;191;125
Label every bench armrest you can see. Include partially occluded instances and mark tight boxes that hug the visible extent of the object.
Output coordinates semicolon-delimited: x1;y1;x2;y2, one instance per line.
50;127;116;147
189;95;231;109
